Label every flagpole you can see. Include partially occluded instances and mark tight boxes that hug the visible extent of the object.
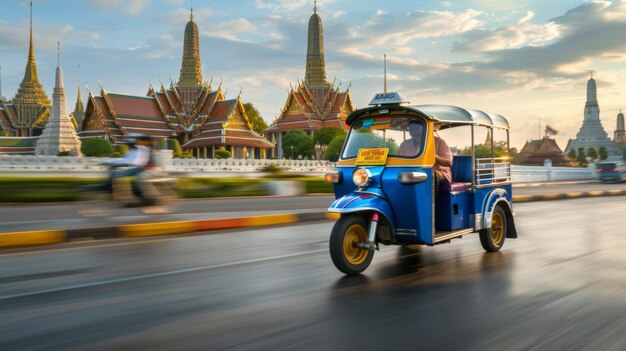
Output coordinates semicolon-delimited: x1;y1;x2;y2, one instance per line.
538;106;541;139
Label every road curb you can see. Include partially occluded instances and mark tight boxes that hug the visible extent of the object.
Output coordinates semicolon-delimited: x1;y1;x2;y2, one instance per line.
0;212;332;250
1;190;625;250
512;189;626;203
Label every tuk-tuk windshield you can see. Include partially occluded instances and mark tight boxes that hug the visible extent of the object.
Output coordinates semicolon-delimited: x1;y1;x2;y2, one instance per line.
341;117;427;159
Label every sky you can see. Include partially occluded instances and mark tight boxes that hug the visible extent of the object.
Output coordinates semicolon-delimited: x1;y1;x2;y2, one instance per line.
1;0;625;150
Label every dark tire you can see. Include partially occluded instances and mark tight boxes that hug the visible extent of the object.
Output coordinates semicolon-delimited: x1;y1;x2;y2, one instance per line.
329;215;374;275
480;205;507;252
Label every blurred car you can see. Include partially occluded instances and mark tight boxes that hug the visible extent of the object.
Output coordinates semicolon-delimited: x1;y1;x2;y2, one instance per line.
596;161;626;183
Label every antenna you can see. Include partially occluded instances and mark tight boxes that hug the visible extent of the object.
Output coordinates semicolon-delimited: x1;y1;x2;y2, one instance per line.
384;54;388;93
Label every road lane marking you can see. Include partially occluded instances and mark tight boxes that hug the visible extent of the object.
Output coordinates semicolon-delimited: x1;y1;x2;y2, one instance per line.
0;249;328;301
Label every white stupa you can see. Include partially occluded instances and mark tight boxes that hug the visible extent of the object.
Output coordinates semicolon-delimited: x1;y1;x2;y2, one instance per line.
36;42;82;156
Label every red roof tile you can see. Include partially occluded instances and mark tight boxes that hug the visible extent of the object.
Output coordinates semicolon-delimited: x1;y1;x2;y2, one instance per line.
210;100;236;122
107;94;162;117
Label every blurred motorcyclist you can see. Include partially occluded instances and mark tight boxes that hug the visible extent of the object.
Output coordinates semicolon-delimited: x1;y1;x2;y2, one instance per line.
94;134;153;199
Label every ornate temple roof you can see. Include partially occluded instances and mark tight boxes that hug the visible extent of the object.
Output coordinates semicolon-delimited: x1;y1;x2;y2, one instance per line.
514;137;575;166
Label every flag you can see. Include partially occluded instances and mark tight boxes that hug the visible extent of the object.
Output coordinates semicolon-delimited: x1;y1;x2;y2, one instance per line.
545;125;558;136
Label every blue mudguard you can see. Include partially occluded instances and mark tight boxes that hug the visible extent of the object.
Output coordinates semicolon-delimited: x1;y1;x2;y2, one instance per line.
328;192;396;230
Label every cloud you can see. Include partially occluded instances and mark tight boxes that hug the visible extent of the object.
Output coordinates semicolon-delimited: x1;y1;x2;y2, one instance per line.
86;0;151;17
254;0;335;12
478;1;626;77
0;20;79;51
453;11;561;52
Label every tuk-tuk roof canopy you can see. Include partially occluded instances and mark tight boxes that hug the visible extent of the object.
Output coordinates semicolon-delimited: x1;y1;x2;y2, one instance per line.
346;104;510;130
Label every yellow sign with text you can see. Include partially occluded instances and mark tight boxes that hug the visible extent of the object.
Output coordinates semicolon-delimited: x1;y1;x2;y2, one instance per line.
356;148;389;166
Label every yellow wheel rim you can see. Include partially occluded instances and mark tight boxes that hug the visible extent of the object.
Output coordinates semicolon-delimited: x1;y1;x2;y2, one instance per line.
343;224;369;265
490;212;504;246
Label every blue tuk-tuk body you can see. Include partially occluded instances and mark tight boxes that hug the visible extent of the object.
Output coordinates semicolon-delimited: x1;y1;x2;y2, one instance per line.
326;93;517;275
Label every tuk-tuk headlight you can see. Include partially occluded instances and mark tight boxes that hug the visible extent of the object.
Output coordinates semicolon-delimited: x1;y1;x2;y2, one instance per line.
324;171;342;184
352;168;372;187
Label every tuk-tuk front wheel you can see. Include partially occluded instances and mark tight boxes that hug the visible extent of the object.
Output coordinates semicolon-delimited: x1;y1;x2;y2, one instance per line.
479;206;507;252
329;215;374;275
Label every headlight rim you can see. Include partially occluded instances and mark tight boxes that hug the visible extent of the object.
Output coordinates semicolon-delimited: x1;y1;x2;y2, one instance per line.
352;168;372;188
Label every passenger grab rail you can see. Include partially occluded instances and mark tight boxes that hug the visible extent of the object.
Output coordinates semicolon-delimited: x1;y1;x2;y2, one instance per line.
475;157;511;187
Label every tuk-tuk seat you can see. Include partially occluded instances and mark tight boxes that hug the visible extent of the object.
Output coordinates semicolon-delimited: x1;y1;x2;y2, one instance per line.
440;155;472;194
441;181;471;193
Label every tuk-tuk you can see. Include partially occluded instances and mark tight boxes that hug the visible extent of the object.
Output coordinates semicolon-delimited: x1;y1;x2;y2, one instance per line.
325;92;518;275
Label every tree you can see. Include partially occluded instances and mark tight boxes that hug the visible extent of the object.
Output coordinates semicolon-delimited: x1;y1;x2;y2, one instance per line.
313;127;345;146
113;144;129;157
81;138;113;157
282;129;314;159
459;141;508;158
243;102;268;135
598;146;608;160
588;147;598;160
323;135;346;161
165;139;183;158
214;149;231;159
567;148;577;160
576;147;587;165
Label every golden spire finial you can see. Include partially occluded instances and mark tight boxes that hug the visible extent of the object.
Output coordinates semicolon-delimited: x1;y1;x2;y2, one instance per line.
313;0;317;13
57;41;60;66
190;6;194;21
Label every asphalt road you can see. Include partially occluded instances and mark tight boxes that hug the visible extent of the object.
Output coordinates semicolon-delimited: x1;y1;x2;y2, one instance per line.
1;196;625;350
0;180;624;225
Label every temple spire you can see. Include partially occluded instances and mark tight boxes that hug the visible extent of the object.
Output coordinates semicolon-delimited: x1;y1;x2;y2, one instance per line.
304;2;327;88
13;0;50;135
178;7;203;88
77;64;82;101
22;0;39;84
313;0;317;13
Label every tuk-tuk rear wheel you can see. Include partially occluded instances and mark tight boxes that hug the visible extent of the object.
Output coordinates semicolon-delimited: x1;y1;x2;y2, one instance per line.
329;215;374;275
479;205;507;252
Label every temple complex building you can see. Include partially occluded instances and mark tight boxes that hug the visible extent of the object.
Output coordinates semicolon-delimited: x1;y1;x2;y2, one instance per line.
265;2;355;158
513;137;575;166
79;9;272;158
0;2;51;137
35;43;82;156
565;74;619;157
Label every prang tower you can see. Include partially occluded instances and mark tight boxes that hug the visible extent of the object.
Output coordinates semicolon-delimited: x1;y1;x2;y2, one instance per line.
565;74;619;157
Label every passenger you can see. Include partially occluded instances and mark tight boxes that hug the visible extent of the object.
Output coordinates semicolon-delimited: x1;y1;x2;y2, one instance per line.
399;122;452;198
433;124;452;199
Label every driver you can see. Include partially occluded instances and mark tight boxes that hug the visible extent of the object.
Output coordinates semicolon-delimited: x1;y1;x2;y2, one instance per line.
399;122;452;198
